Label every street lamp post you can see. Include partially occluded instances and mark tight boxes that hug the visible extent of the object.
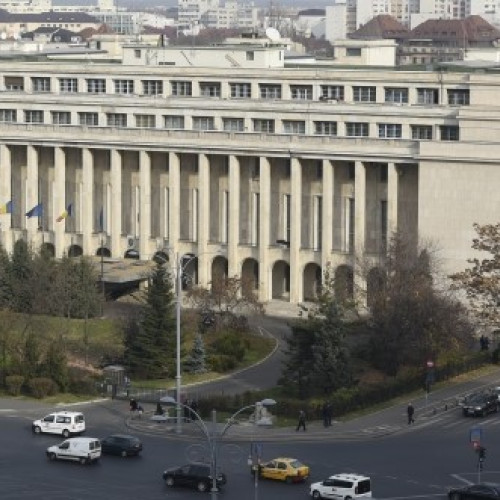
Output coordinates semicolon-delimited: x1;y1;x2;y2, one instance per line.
160;396;277;500
175;252;182;435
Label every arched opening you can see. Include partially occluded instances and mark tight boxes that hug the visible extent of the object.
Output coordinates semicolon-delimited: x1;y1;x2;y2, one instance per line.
152;251;169;265
334;265;354;302
124;249;140;260
241;258;259;297
367;267;385;310
40;242;55;258
303;263;322;302
96;247;111;258
272;260;290;301
68;244;83;257
181;254;197;289
211;256;228;282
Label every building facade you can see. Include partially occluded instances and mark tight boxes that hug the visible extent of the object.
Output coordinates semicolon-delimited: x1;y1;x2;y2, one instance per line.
0;42;498;306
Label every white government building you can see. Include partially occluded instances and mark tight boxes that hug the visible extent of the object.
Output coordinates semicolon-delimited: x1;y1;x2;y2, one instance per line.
0;35;496;306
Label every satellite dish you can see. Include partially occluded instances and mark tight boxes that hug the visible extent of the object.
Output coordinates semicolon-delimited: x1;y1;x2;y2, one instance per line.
265;27;281;42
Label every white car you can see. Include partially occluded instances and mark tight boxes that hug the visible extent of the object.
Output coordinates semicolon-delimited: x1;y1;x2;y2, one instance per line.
46;437;101;465
310;473;372;499
32;411;85;437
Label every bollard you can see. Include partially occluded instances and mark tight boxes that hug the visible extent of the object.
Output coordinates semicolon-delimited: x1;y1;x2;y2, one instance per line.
445;404;448;411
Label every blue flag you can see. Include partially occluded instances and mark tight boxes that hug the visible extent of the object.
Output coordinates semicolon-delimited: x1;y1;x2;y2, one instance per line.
25;203;43;218
0;200;12;214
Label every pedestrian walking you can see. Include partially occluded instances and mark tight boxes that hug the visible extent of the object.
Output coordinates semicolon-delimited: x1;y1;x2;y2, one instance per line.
326;402;333;427
407;402;415;425
296;410;306;432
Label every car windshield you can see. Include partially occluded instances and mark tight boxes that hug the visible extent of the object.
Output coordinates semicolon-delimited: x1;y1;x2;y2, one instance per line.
289;460;305;468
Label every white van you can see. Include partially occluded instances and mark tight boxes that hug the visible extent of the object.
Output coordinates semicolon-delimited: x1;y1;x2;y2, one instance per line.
46;437;101;464
32;411;85;437
310;473;372;499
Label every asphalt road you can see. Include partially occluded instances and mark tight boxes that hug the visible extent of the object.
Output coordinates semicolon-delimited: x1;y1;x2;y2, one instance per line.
2;398;500;500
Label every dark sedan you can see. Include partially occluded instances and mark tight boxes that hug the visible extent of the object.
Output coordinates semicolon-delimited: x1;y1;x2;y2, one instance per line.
449;483;500;499
101;434;142;457
163;463;226;493
462;393;498;417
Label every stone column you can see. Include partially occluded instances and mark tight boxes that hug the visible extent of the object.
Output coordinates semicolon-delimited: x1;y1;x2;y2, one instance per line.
81;148;93;255
290;156;302;304
26;145;39;235
197;153;210;287
0;145;12;252
110;149;122;258
53;147;66;258
321;159;334;273
387;162;398;238
354;161;367;306
258;156;271;302
168;152;180;257
139;150;151;260
228;155;240;277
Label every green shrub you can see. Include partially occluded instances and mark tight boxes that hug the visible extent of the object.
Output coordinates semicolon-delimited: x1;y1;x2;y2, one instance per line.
208;354;237;372
5;375;24;396
28;377;58;399
210;332;246;361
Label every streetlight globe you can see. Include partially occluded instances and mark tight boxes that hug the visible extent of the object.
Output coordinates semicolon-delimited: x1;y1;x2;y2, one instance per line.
159;395;176;405
261;398;277;407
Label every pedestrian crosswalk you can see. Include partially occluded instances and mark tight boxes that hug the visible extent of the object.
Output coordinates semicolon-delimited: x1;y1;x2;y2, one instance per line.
410;411;500;435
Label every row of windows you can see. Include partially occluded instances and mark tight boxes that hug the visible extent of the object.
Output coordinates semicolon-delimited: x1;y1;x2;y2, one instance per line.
18;76;471;105
1;108;459;141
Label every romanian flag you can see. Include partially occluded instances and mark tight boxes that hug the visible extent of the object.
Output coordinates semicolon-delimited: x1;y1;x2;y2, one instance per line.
25;203;43;218
0;200;12;214
56;203;73;222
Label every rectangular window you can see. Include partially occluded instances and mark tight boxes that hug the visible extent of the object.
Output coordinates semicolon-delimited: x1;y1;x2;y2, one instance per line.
106;113;127;127
381;200;388;252
282;120;305;134
259;83;281;99
312;195;322;251
346;47;362;56
320;85;344;101
134;114;156;128
253;119;275;133
24;110;43;123
384;87;408;104
114;79;134;94
345;197;355;253
411;125;433;140
86;78;106;94
440;125;459;141
230;82;251;98
0;109;16;122
163;115;184;129
346;122;369;137
142;80;163;96
51;111;71;125
290;85;312;100
251;192;259;246
417;87;439;104
193;116;215;131
282;194;291;243
171;80;192;96
79;112;98;126
32;77;51;92
200;82;221;97
5;76;24;91
59;78;78;93
223;118;244;132
448;89;470;105
134;49;141;58
314;121;337;135
378;123;402;138
353;86;376;102
246;51;254;61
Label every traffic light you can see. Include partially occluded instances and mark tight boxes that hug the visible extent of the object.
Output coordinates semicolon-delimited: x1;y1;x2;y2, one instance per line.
479;447;486;461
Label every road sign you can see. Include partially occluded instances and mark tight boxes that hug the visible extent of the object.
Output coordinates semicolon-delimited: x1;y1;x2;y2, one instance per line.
427;360;434;368
251;442;263;460
470;426;483;446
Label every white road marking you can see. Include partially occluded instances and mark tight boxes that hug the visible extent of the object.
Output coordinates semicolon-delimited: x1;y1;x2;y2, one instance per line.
376;494;446;499
451;473;473;485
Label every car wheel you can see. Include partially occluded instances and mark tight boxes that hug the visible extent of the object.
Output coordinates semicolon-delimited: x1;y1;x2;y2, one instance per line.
450;493;461;500
48;452;56;461
121;450;127;458
33;426;41;434
62;429;70;438
197;481;208;492
79;457;88;465
285;476;293;484
312;491;322;499
165;476;175;487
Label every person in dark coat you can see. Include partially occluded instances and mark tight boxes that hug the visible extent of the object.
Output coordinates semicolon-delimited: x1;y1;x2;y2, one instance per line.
296;410;306;432
326;402;333;427
407;402;415;424
322;403;329;427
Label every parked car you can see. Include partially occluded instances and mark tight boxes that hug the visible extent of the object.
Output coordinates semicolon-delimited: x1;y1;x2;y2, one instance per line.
162;463;226;492
310;473;372;499
252;457;309;483
448;483;500;499
101;434;142;457
462;393;499;417
46;437;101;465
32;411;85;437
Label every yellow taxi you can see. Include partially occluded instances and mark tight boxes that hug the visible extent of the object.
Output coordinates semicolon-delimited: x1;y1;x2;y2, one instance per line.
253;457;310;483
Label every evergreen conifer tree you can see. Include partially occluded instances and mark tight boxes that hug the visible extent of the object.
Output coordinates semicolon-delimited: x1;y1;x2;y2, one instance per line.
185;333;207;374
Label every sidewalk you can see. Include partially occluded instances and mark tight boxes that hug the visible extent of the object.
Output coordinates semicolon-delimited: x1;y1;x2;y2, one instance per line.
124;366;500;442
